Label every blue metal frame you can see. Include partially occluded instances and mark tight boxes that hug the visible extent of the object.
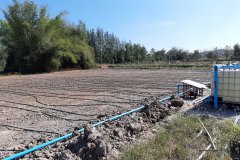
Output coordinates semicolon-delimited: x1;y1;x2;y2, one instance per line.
213;64;240;109
177;83;180;96
218;64;240;69
214;66;219;109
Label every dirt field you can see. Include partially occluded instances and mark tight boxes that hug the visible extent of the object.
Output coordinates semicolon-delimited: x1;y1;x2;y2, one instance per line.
0;69;211;157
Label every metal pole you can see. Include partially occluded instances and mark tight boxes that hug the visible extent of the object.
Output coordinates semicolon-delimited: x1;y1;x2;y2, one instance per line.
214;65;218;109
177;83;180;96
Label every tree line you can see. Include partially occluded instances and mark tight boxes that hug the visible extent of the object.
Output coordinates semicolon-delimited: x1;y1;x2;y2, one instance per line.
0;0;148;73
0;0;240;73
87;28;147;64
149;45;240;63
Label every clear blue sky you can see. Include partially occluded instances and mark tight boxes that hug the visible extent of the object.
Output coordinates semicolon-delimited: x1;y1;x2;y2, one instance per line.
0;0;240;52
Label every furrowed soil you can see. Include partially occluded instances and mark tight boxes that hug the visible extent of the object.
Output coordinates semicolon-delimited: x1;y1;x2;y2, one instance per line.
0;69;211;158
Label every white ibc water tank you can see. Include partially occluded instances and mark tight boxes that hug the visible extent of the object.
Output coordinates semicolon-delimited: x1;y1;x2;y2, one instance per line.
211;70;240;104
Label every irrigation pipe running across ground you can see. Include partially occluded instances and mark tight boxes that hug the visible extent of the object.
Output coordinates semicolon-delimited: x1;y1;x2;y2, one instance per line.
4;94;174;160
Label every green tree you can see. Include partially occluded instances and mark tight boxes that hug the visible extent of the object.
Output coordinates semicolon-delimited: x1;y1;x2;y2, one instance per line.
0;0;95;73
166;47;188;61
139;46;147;62
150;48;156;55
190;50;201;62
154;49;165;61
206;51;217;60
124;42;134;62
233;44;240;60
86;27;147;64
224;45;233;61
0;46;6;70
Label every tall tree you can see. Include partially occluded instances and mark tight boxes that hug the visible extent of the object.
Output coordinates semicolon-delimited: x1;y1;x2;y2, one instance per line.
166;47;188;61
190;50;201;62
154;49;165;61
150;48;156;55
224;45;233;61
86;27;147;64
0;0;95;73
0;45;6;70
206;51;217;60
233;44;240;60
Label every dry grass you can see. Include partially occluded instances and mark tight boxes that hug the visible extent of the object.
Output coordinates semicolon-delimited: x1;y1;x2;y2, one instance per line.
121;115;240;160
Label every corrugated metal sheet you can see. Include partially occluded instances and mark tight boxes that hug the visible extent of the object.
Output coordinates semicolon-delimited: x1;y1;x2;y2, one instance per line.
181;80;208;89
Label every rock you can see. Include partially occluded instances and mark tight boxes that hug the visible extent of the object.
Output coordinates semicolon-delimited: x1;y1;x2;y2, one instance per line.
111;148;120;158
44;151;55;159
84;124;95;136
87;142;96;149
165;102;172;108
114;142;125;149
96;140;107;157
84;124;102;141
97;114;107;119
33;151;43;157
106;142;112;153
113;128;124;139
76;147;85;157
104;123;110;128
152;128;157;134
57;150;79;160
129;123;142;133
150;113;156;119
25;143;33;149
116;122;124;128
72;130;81;137
138;117;144;124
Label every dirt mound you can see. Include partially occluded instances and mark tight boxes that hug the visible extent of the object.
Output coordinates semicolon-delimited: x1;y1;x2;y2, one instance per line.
170;98;184;107
17;97;183;160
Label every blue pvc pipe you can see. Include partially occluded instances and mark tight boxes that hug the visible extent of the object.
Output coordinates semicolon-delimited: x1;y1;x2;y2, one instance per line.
214;65;218;110
159;96;171;102
93;105;145;127
4;105;145;160
4;129;83;160
4;94;174;160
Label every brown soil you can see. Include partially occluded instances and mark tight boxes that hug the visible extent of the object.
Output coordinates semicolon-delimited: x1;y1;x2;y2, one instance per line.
0;69;211;158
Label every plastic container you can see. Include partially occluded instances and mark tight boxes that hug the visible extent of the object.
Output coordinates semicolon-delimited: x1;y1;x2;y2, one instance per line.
211;70;240;104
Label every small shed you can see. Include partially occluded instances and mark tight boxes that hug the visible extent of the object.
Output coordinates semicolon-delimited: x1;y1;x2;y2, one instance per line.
178;80;207;98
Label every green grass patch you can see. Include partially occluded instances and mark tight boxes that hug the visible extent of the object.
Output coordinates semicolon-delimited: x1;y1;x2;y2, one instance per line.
121;115;240;160
108;63;212;70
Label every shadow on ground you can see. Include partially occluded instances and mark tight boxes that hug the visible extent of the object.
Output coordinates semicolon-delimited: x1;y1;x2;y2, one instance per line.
186;103;240;119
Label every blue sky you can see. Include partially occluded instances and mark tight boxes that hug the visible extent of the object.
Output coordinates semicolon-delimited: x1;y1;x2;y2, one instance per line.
0;0;240;52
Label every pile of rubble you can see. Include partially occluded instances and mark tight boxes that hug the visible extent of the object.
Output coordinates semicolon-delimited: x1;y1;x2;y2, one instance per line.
18;96;184;160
